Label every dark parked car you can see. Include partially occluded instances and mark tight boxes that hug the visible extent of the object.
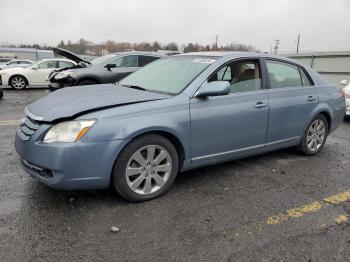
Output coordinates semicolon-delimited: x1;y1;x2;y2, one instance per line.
48;48;166;90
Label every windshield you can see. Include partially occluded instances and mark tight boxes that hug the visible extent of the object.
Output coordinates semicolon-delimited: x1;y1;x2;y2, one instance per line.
120;56;216;95
91;54;118;66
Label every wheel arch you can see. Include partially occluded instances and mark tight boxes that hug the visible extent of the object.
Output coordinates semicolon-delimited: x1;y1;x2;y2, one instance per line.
307;103;334;132
76;77;100;85
109;129;186;187
125;129;185;168
318;111;332;132
8;74;29;86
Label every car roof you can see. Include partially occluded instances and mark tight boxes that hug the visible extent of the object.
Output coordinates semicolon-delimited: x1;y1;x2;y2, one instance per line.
9;59;32;61
109;51;167;57
176;51;299;64
41;58;74;61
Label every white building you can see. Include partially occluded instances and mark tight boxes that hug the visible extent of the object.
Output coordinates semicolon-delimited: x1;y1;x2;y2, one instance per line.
0;47;54;61
285;51;350;84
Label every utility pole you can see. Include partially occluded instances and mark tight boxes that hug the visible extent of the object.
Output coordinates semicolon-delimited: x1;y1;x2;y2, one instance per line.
296;34;300;54
215;35;218;51
274;39;280;54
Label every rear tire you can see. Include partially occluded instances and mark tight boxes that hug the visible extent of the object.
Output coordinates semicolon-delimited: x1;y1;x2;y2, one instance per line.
113;134;179;202
299;114;328;155
10;75;27;90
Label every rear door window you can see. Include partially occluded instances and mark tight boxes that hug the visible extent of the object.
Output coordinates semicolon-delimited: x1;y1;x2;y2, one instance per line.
59;61;73;68
266;60;303;88
111;55;138;67
38;61;56;69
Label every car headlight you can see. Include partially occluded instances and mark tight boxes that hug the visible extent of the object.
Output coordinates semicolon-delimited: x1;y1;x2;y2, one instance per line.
54;71;74;80
43;120;96;143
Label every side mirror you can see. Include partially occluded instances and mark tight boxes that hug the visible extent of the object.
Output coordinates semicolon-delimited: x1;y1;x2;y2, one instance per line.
105;64;117;71
195;81;230;98
32;65;39;70
340;80;348;86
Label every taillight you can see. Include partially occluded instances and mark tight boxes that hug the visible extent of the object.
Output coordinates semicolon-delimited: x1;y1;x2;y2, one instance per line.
340;87;345;97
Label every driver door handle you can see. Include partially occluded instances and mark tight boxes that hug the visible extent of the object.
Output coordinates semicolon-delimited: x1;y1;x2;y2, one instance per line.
307;96;317;102
254;102;267;109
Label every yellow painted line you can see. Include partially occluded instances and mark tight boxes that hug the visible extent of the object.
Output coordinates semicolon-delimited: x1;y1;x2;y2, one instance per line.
267;201;323;225
232;189;350;238
266;190;350;225
0;120;21;126
324;190;350;204
335;214;348;224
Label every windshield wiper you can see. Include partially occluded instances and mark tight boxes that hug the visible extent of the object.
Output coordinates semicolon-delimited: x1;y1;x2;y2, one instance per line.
121;84;146;91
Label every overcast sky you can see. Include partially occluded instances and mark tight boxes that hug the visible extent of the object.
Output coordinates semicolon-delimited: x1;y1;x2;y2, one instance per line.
1;0;350;53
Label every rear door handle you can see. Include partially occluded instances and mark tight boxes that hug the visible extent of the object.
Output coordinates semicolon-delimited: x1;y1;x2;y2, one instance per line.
254;102;267;109
307;96;317;102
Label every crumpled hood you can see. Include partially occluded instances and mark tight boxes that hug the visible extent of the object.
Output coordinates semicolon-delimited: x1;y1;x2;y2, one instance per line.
53;47;91;65
25;84;171;122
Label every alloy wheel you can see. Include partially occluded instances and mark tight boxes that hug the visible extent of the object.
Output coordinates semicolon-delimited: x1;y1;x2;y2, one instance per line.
306;119;326;152
11;77;26;89
125;145;172;195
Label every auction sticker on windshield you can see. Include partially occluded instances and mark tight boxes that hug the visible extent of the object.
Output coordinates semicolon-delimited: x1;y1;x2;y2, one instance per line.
192;58;216;64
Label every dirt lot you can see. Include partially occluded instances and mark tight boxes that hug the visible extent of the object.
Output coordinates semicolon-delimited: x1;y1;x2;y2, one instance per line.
1;89;350;262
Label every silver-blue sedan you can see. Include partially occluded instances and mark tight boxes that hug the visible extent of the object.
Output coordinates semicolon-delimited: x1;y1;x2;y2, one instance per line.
15;52;346;201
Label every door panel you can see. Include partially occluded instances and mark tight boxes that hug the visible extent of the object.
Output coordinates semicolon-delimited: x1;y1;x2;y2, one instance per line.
30;61;58;86
267;87;318;143
265;59;319;144
106;55;139;82
30;69;53;85
190;91;269;161
107;67;138;82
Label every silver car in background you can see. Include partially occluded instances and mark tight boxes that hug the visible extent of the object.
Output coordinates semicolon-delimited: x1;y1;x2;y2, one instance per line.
0;59;33;70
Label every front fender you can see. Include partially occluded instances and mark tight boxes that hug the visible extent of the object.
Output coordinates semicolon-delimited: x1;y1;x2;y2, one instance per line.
82;102;191;160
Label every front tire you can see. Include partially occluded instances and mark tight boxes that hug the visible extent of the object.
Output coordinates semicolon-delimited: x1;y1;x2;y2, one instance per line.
10;75;27;90
299;114;328;155
113;134;179;202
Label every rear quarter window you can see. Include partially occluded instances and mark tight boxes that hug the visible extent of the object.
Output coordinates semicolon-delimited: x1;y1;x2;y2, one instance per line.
299;67;313;86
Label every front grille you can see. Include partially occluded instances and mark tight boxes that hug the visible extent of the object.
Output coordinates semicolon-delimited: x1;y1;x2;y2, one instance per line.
22;160;53;178
17;116;40;141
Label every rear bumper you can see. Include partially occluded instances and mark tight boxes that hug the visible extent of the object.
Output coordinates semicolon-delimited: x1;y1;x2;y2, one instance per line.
0;74;9;87
15;128;130;190
346;97;350;116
